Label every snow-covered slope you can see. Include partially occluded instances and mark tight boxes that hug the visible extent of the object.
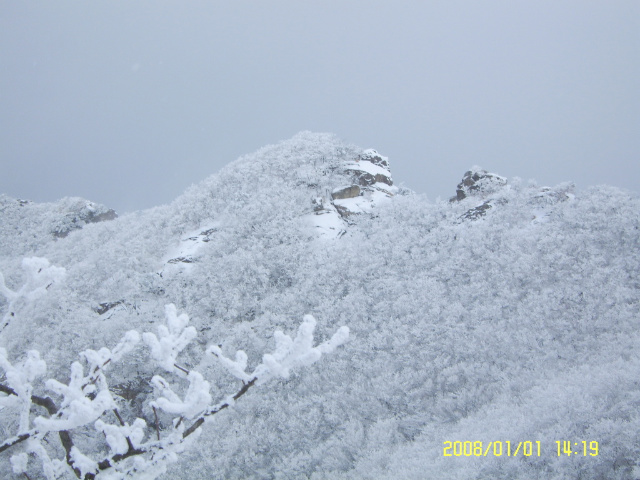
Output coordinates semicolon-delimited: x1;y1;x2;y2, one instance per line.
1;132;639;479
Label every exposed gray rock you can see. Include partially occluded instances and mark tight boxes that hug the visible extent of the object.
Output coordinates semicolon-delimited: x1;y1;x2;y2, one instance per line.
375;172;393;186
167;257;194;264
460;201;493;220
331;185;361;200
451;169;507;202
346;149;393;187
94;300;124;315
346;169;393;187
185;227;217;243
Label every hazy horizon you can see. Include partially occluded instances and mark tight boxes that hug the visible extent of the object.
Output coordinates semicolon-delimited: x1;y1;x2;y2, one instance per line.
2;1;638;213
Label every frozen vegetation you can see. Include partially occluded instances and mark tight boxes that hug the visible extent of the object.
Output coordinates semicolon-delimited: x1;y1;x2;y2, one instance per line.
1;132;639;478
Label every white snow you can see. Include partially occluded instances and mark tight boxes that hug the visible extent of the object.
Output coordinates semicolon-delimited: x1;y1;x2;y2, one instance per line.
10;453;28;473
162;222;219;269
361;148;388;162
308;207;346;239
69;447;98;478
531;209;550;224
344;159;391;177
207;346;252;382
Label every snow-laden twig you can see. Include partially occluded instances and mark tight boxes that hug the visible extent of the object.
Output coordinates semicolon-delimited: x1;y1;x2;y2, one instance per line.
207;314;349;385
94;418;147;456
142;304;196;373
150;371;212;420
34;362;116;433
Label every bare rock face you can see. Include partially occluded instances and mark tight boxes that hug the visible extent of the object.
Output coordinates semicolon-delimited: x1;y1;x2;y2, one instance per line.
451;168;507;202
448;168;509;221
331;185;361;200
345;149;393;187
348;170;394;187
94;300;124;315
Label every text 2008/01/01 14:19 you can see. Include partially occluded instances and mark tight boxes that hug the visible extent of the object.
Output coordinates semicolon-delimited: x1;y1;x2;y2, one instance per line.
443;441;599;457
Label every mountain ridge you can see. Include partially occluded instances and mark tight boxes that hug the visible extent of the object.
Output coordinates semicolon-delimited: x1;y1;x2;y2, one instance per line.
1;132;639;479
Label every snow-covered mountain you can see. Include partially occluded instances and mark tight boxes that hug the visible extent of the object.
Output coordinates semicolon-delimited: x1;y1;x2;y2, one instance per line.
1;132;639;479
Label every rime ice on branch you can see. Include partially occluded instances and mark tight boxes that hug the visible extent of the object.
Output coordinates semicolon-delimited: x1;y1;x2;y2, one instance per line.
0;259;349;480
208;314;350;385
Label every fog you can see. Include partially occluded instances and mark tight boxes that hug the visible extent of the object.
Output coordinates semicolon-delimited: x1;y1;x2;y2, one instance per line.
1;1;638;212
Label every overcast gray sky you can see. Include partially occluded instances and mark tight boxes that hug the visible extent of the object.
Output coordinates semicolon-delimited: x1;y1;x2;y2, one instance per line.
1;1;638;213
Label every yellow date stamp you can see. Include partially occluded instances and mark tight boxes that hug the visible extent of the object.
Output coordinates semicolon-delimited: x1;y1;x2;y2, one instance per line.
443;441;599;457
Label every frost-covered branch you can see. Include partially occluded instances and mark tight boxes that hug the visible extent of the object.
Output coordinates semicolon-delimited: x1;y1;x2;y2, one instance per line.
0;299;349;479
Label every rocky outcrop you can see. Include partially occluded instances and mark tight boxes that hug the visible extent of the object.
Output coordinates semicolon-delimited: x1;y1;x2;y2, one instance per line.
333;203;352;218
309;148;398;238
360;148;390;169
449;168;509;221
532;184;575;205
348;169;393;187
52;198;118;238
331;149;397;218
451;168;507;202
331;185;361;200
345;149;394;187
460;200;493;220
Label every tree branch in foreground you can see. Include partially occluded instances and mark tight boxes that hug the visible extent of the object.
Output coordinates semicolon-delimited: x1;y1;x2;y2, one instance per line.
0;303;348;479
